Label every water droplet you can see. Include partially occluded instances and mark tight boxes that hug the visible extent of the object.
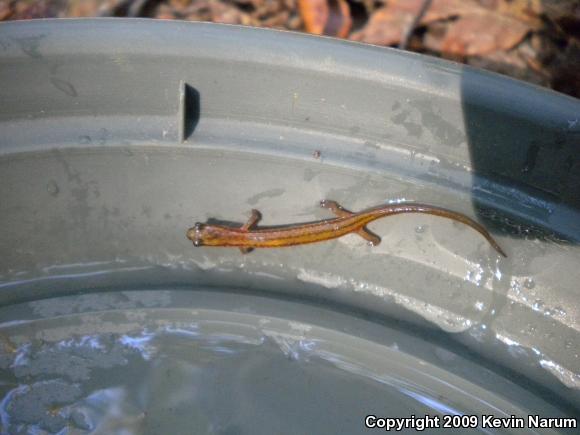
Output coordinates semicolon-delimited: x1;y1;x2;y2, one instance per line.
564;340;572;349
415;225;426;234
474;301;485;312
524;278;535;289
46;180;59;197
532;299;544;311
510;279;522;295
554;306;567;317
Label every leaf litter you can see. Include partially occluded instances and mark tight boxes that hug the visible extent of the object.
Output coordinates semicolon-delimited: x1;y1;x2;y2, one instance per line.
1;0;578;97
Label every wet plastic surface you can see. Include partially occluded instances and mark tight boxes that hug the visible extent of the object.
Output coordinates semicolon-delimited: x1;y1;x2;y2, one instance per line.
0;290;572;434
0;19;579;434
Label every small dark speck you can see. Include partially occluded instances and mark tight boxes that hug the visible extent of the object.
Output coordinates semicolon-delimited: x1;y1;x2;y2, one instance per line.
313;150;321;159
50;77;77;97
97;128;109;145
247;188;285;206
46;180;59;197
164;213;172;220
521;143;539;173
304;116;310;122
303;168;317;182
141;205;152;217
564;155;574;173
79;135;92;145
350;126;361;134
11;35;45;58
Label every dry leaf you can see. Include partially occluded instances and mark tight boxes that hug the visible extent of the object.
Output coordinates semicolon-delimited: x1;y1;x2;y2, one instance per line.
551;39;580;98
0;1;13;21
350;7;410;45
299;0;351;38
541;0;580;38
351;0;478;46
299;0;327;34
210;1;254;25
442;12;530;56
67;0;121;17
170;0;193;8
391;0;479;25
423;21;448;52
477;0;543;28
261;9;290;28
329;0;352;38
155;4;177;19
10;0;62;20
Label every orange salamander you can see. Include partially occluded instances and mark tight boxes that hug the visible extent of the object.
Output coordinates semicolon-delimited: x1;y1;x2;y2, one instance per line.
187;200;506;257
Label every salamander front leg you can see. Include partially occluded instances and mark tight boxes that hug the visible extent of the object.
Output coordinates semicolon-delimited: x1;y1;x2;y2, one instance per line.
357;227;381;246
239;209;262;254
241;209;261;231
320;200;353;217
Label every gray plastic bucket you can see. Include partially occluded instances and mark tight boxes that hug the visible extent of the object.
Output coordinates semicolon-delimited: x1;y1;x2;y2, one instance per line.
0;19;579;434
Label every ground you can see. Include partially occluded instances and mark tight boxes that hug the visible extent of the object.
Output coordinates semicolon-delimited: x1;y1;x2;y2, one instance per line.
1;0;579;98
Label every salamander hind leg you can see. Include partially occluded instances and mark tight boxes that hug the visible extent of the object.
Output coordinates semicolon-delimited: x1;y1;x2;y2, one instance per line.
320;200;353;217
357;226;381;246
241;209;262;231
239;210;260;254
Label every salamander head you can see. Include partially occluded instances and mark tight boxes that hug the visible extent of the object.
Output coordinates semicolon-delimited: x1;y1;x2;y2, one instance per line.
187;222;229;247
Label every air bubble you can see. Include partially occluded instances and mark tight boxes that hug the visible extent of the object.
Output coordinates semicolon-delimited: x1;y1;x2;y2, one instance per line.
554;306;567;317
46;180;59;197
524;278;535;289
415;225;426;234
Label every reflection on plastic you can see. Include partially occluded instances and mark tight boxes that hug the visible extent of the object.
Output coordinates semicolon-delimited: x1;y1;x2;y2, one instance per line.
0;306;567;434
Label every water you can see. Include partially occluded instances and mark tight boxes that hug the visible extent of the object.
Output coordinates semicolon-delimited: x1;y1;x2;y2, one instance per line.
0;290;572;434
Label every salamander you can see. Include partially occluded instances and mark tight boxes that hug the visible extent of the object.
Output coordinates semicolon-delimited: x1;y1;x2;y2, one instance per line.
187;200;506;256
